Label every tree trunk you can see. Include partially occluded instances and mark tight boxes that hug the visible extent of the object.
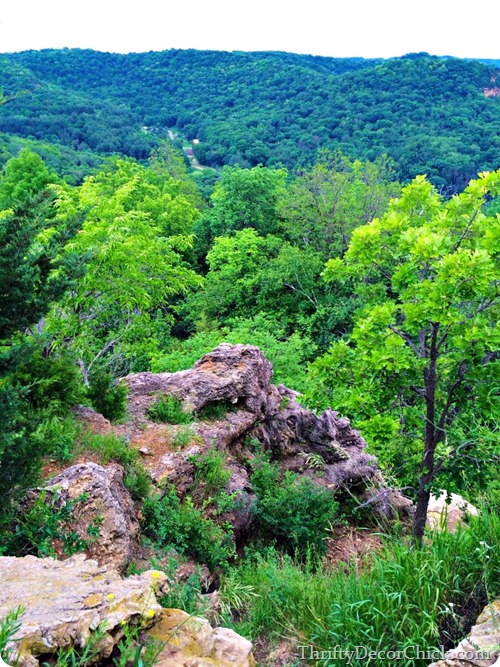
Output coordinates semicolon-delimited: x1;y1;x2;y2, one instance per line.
413;322;439;546
413;484;431;545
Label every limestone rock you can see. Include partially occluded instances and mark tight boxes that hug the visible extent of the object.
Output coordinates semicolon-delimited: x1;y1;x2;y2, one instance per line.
124;343;272;419
427;492;479;532
147;608;255;667
25;462;140;572
429;600;500;667
124;344;380;492
0;554;168;667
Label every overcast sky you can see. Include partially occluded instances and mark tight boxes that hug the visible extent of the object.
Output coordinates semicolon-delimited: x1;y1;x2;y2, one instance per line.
1;0;499;59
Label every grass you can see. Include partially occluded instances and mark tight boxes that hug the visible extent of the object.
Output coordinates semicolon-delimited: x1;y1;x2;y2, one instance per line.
196;400;238;421
219;510;500;666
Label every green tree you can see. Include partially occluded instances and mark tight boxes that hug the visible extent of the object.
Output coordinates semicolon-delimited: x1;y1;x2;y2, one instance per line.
193;164;287;260
313;172;500;543
47;159;202;380
278;151;400;258
0;150;67;339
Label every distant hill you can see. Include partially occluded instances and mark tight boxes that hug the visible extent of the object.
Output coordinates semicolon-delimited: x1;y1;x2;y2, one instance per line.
0;48;499;191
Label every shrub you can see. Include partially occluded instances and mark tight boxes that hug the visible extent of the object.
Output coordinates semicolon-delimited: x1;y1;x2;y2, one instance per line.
142;487;235;570
4;490;102;557
196;400;237;421
250;456;338;557
192;447;231;497
87;371;128;422
172;426;196;448
0;382;43;527
30;413;81;462
12;342;84;414
147;395;192;424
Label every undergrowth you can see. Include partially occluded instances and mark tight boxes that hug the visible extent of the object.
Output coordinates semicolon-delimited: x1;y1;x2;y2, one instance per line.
141;486;235;570
220;509;500;666
147;395;192;424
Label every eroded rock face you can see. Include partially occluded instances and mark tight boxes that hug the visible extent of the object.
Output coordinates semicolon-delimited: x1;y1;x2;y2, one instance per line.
124;343;273;419
25;463;140;573
124;344;380;493
428;600;500;667
0;554;168;667
147;608;255;667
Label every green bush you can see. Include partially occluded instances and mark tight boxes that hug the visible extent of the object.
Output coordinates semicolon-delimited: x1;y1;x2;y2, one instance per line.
30;413;81;462
193;447;231;497
4;490;101;557
147;394;192;424
142;487;235;570
0;382;43;527
87;371;128;422
250;456;338;557
196;400;237;421
157;553;207;615
172;426;196;448
12;344;84;414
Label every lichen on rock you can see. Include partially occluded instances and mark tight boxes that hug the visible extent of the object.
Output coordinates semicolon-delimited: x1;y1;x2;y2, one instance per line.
0;554;168;666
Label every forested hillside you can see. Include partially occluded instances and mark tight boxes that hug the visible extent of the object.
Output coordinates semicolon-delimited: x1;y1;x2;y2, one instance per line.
0;47;499;667
0;49;499;191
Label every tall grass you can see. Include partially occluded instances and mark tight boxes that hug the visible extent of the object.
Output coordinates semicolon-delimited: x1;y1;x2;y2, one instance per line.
224;511;500;666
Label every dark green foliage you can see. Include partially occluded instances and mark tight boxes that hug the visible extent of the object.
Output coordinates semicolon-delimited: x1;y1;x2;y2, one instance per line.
0;380;43;524
250;455;338;557
3;490;102;557
87;371;128;422
147;394;193;424
0;153;64;341
196;400;237;422
12;342;84;413
192;446;231;497
1;50;499;190
142;488;235;569
157;554;206;614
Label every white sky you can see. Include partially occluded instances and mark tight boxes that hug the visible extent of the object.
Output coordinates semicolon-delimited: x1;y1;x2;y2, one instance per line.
0;0;499;59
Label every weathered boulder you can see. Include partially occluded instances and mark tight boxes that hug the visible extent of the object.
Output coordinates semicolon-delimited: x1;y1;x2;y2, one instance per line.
427;492;479;532
147;608;255;667
124;344;380;493
429;600;500;667
0;554;168;667
124;343;273;419
25;463;140;572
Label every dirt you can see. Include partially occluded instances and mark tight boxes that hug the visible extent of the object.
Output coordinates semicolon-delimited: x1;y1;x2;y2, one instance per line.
325;525;384;571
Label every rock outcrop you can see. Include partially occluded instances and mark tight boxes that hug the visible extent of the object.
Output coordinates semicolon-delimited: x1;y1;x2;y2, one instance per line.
0;554;168;667
24;463;140;573
123;344;382;498
147;608;255;667
427;492;479;532
429;600;500;667
0;555;255;667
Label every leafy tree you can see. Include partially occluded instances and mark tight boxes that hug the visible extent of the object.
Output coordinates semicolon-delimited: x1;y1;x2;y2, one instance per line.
46;159;202;381
312;172;500;543
278;151;400;258
0;151;73;521
193;165;287;259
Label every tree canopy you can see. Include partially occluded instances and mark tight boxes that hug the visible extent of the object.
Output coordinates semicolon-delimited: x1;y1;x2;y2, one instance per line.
310;171;500;540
